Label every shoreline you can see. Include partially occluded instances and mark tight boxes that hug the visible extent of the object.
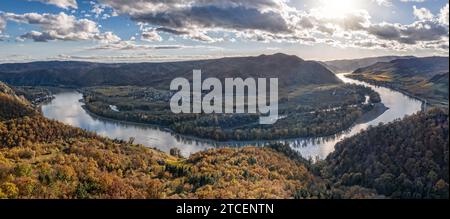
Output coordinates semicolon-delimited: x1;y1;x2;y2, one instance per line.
79;97;388;146
39;74;422;159
346;74;430;109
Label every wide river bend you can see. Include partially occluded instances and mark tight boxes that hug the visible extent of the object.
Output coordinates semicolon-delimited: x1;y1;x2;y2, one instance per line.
42;74;423;159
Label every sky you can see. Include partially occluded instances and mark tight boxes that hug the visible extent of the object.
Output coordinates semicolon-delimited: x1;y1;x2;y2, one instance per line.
0;0;448;63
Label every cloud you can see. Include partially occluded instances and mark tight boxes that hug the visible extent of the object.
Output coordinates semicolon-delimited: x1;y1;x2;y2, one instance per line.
373;0;393;7
90;3;105;18
152;27;222;43
367;20;448;45
0;16;5;34
3;0;447;55
400;0;426;2
90;41;183;50
413;5;433;21
55;54;224;62
99;0;295;42
141;30;162;42
96;1;448;54
2;12;120;42
87;40;223;51
27;0;78;9
439;3;449;25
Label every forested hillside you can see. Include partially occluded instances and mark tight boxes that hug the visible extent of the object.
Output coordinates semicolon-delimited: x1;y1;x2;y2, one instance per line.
1;80;448;199
0;82;323;199
0;82;37;120
321;108;449;199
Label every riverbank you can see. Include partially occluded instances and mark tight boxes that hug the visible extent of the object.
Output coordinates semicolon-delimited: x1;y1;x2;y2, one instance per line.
41;75;423;159
80;104;366;145
80;96;387;144
346;74;440;110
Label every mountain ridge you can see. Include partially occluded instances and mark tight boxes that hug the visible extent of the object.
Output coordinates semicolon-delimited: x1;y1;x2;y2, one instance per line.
323;56;416;73
0;53;340;89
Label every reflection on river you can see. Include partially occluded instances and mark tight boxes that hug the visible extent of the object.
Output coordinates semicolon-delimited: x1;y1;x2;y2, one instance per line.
41;74;423;159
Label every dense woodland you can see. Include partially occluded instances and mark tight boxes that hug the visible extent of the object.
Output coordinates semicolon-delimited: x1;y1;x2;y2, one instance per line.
1;81;448;199
320;108;449;199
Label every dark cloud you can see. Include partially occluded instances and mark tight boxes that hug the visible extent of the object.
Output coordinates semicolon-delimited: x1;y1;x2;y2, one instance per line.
99;0;293;42
132;6;290;33
368;20;448;45
19;31;53;42
156;27;189;35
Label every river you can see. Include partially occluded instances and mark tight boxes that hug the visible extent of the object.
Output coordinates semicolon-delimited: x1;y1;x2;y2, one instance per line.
41;73;423;159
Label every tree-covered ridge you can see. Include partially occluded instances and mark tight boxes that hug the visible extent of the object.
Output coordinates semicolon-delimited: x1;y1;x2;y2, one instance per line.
321;108;449;199
0;117;322;198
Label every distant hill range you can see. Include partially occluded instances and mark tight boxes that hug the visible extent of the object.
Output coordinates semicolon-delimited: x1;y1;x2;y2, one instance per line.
351;56;449;107
0;53;341;90
323;56;415;73
353;56;449;76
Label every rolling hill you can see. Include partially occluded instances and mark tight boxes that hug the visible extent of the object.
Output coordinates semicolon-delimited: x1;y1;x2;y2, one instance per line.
323;56;415;73
350;56;449;107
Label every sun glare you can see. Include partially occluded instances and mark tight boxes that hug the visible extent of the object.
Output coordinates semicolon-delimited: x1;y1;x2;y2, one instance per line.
317;0;361;18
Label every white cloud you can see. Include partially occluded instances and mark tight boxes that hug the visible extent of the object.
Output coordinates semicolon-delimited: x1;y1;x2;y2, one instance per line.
413;5;434;21
2;12;120;43
88;40;222;51
373;0;393;7
91;3;105;18
55;54;223;63
439;3;449;25
27;0;78;9
400;0;426;2
90;41;182;50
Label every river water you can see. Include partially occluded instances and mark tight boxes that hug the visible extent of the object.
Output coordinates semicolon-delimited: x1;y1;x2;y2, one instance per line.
41;74;423;159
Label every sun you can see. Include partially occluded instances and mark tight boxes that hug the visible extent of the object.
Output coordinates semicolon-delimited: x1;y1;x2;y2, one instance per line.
316;0;361;18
